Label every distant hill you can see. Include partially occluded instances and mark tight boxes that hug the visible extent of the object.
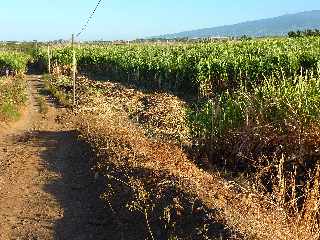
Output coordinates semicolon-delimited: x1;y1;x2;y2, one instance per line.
154;10;320;39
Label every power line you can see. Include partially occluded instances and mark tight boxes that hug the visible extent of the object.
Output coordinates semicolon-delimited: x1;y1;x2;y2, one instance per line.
70;0;104;106
75;0;104;38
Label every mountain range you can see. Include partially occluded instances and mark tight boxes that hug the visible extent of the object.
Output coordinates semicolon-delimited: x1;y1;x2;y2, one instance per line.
154;10;320;39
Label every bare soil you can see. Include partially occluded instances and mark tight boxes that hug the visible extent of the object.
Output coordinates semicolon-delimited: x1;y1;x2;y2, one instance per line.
0;75;118;240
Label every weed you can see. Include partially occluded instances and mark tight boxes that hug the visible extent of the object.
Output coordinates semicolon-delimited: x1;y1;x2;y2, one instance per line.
42;74;73;107
35;95;48;114
0;77;27;121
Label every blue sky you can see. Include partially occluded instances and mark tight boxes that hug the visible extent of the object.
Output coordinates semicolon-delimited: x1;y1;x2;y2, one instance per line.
1;0;320;41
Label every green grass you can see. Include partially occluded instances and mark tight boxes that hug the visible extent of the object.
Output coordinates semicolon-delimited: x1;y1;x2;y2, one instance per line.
188;75;320;140
42;74;73;107
0;102;21;121
0;77;28;121
0;51;30;73
35;95;48;114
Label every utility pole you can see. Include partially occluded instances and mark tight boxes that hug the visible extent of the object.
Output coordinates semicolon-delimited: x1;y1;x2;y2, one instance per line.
72;34;76;106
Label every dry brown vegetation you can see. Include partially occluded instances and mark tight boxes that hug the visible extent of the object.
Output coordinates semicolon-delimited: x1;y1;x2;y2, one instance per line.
46;75;320;239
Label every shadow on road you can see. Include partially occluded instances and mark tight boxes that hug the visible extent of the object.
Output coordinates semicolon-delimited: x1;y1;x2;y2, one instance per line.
32;130;125;240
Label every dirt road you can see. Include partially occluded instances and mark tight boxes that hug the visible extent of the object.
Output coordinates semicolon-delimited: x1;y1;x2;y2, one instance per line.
0;75;118;240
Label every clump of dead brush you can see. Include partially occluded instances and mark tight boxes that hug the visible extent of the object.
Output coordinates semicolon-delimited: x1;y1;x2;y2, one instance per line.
250;155;320;239
62;71;320;239
72;94;320;240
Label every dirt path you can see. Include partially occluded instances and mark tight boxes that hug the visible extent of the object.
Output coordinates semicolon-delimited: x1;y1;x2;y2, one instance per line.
0;75;118;240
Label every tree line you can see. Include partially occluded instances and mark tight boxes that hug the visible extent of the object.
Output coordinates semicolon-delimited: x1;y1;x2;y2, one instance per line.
288;29;320;38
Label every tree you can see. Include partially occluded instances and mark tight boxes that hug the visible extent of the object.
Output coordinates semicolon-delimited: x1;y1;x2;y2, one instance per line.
288;31;297;38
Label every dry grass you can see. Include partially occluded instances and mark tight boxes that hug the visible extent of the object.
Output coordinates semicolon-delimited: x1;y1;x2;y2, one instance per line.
69;80;320;239
75;77;191;145
41;73;319;238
